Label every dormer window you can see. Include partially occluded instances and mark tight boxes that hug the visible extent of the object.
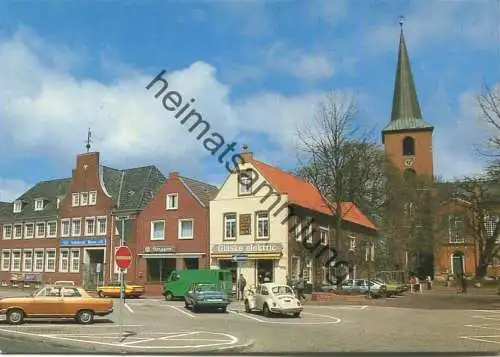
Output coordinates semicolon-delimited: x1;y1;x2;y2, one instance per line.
13;201;22;213
72;193;80;207
238;171;253;195
34;199;44;211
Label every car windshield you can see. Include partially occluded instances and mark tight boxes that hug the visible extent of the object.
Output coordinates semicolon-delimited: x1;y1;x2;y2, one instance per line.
196;284;218;292
271;285;294;296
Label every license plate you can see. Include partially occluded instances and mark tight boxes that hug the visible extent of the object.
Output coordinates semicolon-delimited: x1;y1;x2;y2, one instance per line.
207;299;222;302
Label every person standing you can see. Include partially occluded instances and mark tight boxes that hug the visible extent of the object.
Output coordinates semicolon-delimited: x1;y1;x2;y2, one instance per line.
237;274;246;301
295;274;306;301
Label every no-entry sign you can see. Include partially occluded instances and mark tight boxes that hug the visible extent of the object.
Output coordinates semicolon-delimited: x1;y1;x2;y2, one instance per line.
115;246;132;270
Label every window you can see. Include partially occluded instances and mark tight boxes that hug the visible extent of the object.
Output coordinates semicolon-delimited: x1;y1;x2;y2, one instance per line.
24;223;34;239
85;217;95;236
59;249;69;272
322;266;328;284
56;197;61;209
1;250;10;271
35;222;46;238
13;224;22;239
320;227;328;246
224;213;237;240
34;249;44;272
291;256;300;280
151;220;165;240
80;192;89;206
238;171;253;195
178;219;194;239
2;225;12;240
47;221;57;238
294;217;302;242
45;249;56;272
349;237;357;251
484;215;499;239
304;218;313;244
449;215;465;243
256;212;269;239
34;199;44;211
61;219;71;237
97;217;107;235
23;250;33;272
72;193;80;207
62;287;81;297
166;193;178;210
89;191;97;205
303;258;312;283
13;201;22;213
71;218;81;236
70;249;80;273
402;136;415;156
11;250;21;272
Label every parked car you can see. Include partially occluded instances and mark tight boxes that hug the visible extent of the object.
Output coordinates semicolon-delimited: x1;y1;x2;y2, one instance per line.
244;283;303;317
340;279;387;298
372;279;407;296
163;269;233;301
0;285;113;325
96;281;145;298
184;282;231;312
54;280;76;286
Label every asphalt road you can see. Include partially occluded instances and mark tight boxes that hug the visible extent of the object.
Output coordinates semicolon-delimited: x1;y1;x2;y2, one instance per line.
0;299;500;353
0;334;89;353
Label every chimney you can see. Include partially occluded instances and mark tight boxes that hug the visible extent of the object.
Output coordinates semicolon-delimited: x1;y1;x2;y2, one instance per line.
169;171;179;179
240;144;253;163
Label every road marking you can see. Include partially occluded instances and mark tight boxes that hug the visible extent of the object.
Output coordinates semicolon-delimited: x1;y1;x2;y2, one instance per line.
460;335;500;345
473;310;500;314
305;305;368;310
2;324;143;328
470;316;500;321
124;303;134;313
228;310;341;325
166;305;196;318
465;324;500;331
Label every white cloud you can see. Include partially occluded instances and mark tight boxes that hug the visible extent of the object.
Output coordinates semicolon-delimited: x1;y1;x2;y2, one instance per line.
0;178;32;202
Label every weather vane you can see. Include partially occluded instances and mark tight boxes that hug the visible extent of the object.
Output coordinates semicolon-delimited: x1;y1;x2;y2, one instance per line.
86;128;92;152
399;15;405;30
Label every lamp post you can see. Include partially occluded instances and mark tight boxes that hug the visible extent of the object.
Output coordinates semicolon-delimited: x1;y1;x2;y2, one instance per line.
365;238;374;297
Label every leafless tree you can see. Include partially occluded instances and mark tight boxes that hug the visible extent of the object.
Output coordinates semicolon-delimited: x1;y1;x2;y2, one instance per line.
476;85;500;157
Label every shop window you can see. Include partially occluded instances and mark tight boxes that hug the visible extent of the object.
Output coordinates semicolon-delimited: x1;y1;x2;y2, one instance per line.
257;260;274;284
184;258;199;270
146;258;176;282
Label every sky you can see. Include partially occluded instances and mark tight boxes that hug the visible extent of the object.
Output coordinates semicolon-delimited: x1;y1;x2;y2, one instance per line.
0;0;499;202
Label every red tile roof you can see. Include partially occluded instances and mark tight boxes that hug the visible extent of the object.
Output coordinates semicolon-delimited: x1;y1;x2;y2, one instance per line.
251;160;377;231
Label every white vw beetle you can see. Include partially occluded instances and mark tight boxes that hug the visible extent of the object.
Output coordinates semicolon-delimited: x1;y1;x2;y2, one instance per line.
244;282;303;317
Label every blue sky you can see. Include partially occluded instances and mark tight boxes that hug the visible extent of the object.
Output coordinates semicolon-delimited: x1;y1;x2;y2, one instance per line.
0;0;499;201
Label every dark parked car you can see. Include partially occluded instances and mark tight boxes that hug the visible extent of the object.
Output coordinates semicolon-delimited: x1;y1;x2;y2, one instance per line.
184;282;231;312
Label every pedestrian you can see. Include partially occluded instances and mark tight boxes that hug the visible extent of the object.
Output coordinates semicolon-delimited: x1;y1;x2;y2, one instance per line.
237;274;246;301
461;274;468;294
426;276;432;290
295;274;306;301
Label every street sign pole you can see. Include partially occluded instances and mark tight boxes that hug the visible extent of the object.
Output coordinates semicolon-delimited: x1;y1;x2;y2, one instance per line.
115;241;132;342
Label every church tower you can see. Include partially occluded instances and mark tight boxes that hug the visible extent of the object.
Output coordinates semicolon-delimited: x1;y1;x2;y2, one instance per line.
382;22;434;179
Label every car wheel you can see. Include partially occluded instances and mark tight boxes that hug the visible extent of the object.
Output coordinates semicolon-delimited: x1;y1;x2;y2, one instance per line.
244;300;251;313
97;290;105;298
263;304;270;317
76;310;94;324
7;308;24;325
192;304;198;313
184;300;189;308
221;306;227;313
164;291;173;301
293;312;301;318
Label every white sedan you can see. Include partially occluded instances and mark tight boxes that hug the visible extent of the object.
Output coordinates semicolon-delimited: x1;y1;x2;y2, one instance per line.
244;283;303;317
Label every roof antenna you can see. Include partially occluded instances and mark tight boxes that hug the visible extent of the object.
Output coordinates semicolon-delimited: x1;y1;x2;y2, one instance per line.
86;128;92;152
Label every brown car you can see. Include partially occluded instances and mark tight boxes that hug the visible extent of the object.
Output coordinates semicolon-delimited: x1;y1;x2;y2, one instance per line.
0;285;113;325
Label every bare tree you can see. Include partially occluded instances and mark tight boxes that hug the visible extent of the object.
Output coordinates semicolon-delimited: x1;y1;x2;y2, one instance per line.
476;85;500;157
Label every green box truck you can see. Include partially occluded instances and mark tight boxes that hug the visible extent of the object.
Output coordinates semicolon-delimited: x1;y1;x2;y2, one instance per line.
162;269;233;301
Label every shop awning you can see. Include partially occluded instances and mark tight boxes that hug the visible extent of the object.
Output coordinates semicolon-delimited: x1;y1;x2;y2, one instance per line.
210;253;282;260
139;252;205;259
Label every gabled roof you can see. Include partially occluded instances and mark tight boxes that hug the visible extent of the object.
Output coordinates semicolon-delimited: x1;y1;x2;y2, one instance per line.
179;176;219;207
0;178;71;221
102;165;166;212
251;160;376;231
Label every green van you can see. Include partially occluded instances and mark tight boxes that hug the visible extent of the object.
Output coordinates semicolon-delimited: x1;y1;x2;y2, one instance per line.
162;269;233;301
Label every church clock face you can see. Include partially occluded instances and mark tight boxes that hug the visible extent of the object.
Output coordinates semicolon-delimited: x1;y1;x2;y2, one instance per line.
404;157;415;168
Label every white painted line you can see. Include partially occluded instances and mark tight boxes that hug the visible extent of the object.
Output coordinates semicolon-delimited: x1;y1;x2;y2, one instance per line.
166;305;196;318
470;316;500;321
124;303;134;313
228;310;341;325
305;305;368;310
460;335;500;345
121;338;157;345
473;310;500;314
3;324;143;328
465;324;500;331
160;332;197;340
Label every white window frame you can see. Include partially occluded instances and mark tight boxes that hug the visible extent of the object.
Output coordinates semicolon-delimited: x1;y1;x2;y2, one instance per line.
223;213;237;240
151;220;165;241
13;201;22;213
72;193;80;207
178;219;194;240
13;224;22;239
291;255;301;280
70;248;80;273
35;222;46;238
47;221;57;238
89;191;97;205
295;217;302;242
303;258;313;283
59;248;69;273
80;192;89;206
45;248;56;273
11;249;21;272
320;227;328;246
1;250;10;271
2;224;12;240
22;249;33;272
34;199;44;211
24;222;34;239
166;193;179;210
71;218;82;237
97;216;107;236
61;219;71;237
33;249;44;273
305;218;313;244
85;217;96;236
238;172;253;195
256;211;270;240
349;236;357;251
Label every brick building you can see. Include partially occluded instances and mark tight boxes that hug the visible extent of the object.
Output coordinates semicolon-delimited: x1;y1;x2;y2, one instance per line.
0;151;165;289
132;171;218;296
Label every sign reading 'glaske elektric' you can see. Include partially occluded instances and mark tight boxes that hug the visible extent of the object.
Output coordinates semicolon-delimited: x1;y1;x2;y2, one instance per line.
212;243;283;254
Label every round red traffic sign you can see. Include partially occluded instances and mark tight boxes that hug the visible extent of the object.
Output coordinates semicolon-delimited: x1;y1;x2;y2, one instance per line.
115;246;132;270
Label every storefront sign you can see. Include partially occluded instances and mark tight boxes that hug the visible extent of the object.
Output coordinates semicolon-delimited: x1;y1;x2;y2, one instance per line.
144;246;176;254
239;214;251;235
212;243;283;254
60;237;106;246
23;273;42;282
